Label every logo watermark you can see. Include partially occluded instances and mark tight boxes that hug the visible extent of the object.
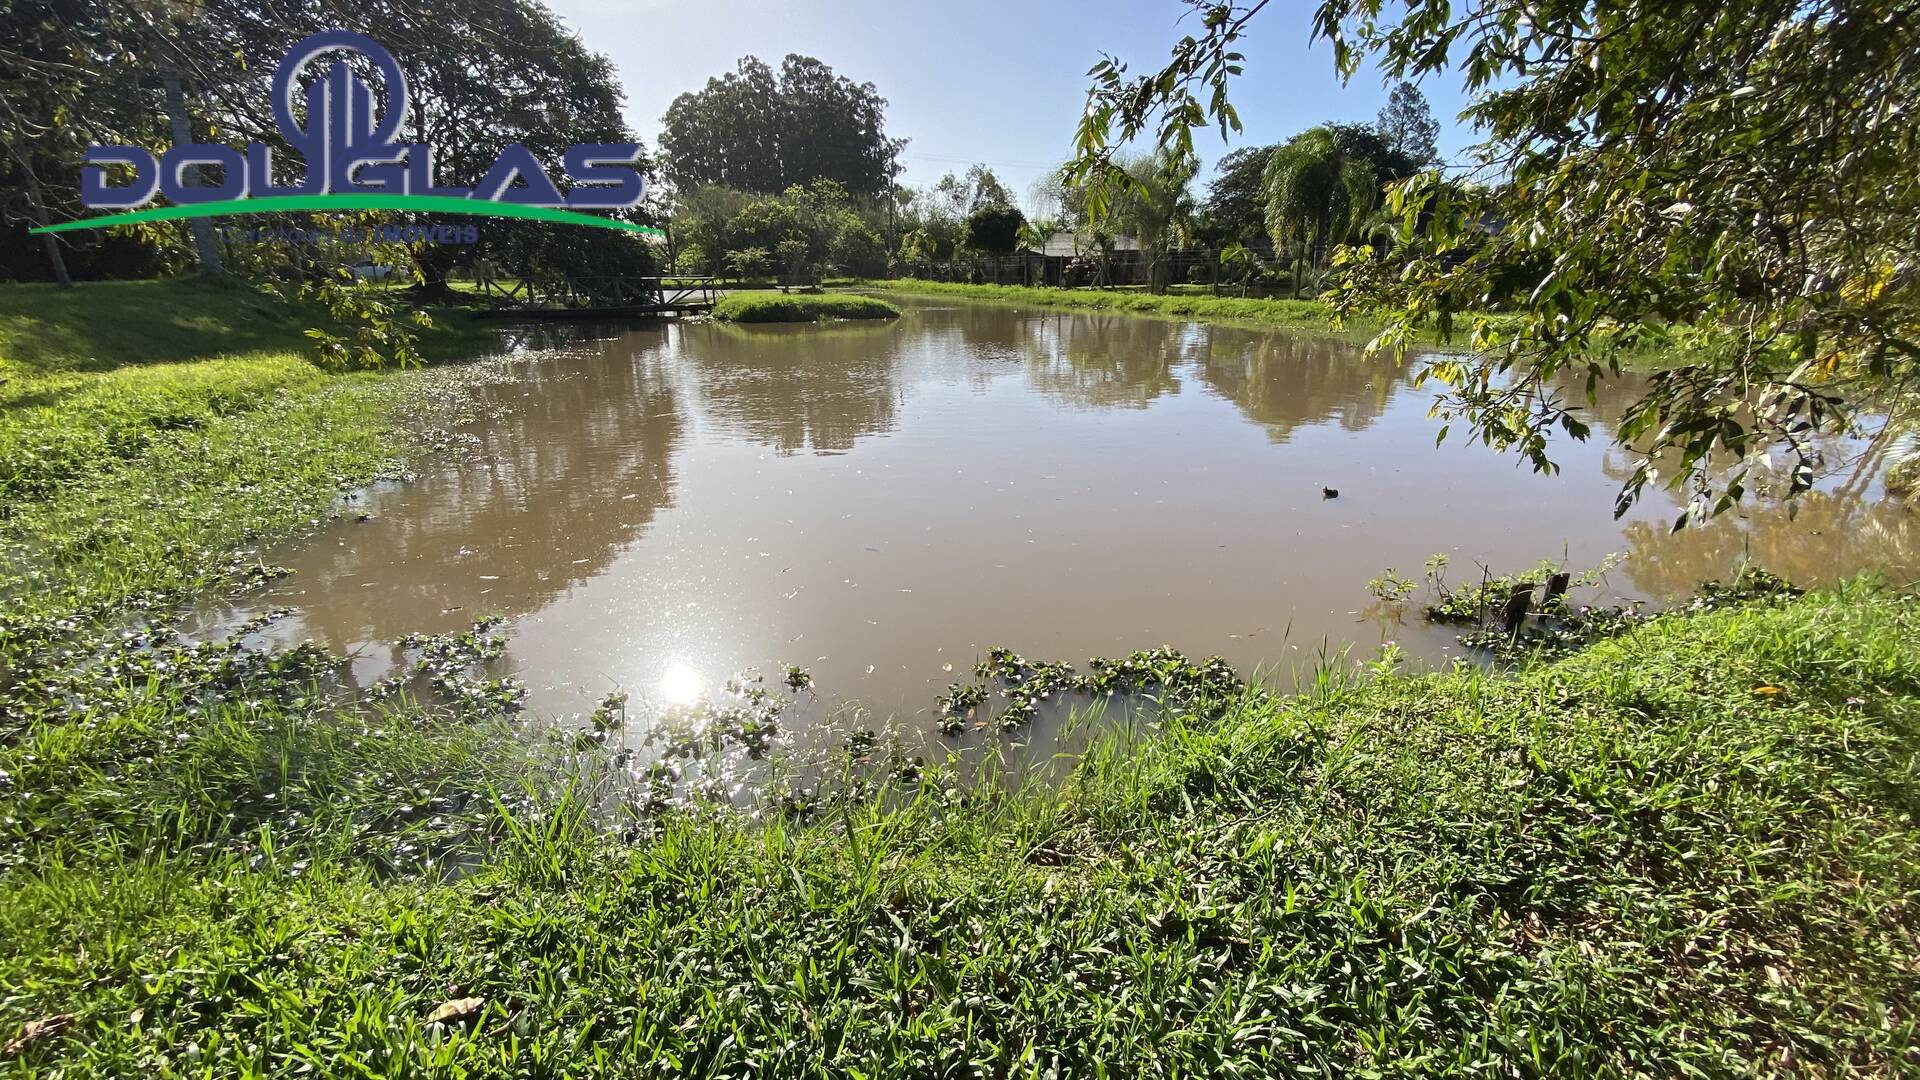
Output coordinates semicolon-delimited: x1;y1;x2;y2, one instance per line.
36;30;657;238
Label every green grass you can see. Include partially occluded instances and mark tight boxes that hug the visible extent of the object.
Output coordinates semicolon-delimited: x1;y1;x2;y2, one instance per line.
871;281;1665;359
0;278;493;631
2;583;1916;1075
864;279;1363;333
3;276;1915;1076
864;280;1709;372
712;291;901;323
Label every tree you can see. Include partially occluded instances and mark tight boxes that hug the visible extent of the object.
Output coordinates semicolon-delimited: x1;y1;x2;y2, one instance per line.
1;0;174;282
1315;0;1920;522
1262;127;1376;296
1018;216;1060;254
1323;122;1422;190
659;55;904;197
1069;0;1920;522
1217;241;1265;296
899;167;1011;265
1201;127;1417;256
898;227;945;265
1375;81;1439;166
180;0;655;293
672;185;755;276
965;205;1025;256
1198;145;1278;247
830;215;888;277
932;165;1016;219
719;179;887;284
1113;149;1199;294
725;246;770;282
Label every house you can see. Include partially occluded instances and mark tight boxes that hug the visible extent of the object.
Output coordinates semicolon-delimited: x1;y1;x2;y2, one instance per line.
1022;231;1146;286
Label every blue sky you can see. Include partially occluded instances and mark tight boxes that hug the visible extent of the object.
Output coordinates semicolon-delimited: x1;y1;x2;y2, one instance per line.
550;0;1479;209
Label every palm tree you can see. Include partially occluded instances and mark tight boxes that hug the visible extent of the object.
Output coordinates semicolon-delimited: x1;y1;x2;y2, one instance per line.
1114;149;1198;294
1017;216;1058;253
1263;127;1379;297
1015;217;1060;285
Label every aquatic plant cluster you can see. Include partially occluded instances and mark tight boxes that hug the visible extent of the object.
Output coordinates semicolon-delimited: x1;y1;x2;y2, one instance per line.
0;604;551;880
1402;558;1806;663
935;645;1244;735
374;617;529;715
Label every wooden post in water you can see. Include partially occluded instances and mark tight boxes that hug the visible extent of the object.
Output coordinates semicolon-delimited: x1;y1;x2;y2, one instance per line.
1543;572;1572;608
1501;584;1535;635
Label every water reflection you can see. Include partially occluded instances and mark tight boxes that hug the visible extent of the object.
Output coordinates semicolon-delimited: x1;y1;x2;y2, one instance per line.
1021;314;1189;410
682;321;903;454
1623;491;1920;595
206;297;1917;736
1196;329;1404;440
201;338;683;646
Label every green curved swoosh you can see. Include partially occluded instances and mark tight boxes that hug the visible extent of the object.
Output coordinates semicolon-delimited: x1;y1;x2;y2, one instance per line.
29;194;664;237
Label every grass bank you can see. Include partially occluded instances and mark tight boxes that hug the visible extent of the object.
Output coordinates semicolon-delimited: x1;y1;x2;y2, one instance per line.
2;579;1916;1075
3;279;1916;1076
867;281;1667;361
0;278;493;633
712;291;901;323
865;278;1347;332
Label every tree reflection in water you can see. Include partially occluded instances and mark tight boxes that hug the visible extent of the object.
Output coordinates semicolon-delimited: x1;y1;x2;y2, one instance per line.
195;299;1916;740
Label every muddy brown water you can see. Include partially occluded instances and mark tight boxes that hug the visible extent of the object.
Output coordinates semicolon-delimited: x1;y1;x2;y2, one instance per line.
199;297;1918;747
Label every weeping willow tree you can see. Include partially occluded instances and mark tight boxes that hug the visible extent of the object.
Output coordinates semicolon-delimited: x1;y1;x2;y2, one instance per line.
1262;126;1377;297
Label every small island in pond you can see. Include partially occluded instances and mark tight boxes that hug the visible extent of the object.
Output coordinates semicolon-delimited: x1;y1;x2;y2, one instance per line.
711;292;901;324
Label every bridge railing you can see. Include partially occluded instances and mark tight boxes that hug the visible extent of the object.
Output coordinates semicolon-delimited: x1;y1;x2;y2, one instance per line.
661;278;717;310
478;275;717;313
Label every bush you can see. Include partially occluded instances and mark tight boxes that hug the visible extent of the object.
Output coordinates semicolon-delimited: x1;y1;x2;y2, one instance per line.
710;292;900;323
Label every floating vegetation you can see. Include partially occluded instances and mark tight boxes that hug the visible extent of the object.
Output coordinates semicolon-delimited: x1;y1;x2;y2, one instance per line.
642;672;786;763
1381;554;1806;663
0;604;546;878
393;617;527;715
1677;567;1804;611
590;690;627;730
935;645;1245;736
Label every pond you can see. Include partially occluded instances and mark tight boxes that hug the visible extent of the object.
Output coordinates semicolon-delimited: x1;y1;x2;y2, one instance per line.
201;296;1918;749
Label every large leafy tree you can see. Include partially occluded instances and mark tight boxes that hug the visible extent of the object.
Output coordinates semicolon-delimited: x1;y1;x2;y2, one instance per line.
892;165;1013;265
690;179;884;281
1198;125;1414;250
0;0;177;282
670;184;754;275
1113;149;1199;294
1196;145;1276;247
659;55;904;197
1070;0;1920;522
932;165;1016;219
178;0;653;292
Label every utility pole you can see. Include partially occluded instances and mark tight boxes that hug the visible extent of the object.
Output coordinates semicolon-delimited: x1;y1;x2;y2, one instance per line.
159;68;223;278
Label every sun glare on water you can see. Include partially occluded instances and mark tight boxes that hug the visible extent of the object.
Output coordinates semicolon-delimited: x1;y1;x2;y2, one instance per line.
658;663;704;706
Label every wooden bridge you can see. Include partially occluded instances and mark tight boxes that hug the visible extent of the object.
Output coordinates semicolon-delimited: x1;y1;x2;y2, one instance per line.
479;276;717;319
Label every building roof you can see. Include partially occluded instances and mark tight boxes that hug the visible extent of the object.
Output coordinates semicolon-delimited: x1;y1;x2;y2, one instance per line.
1033;230;1142;257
